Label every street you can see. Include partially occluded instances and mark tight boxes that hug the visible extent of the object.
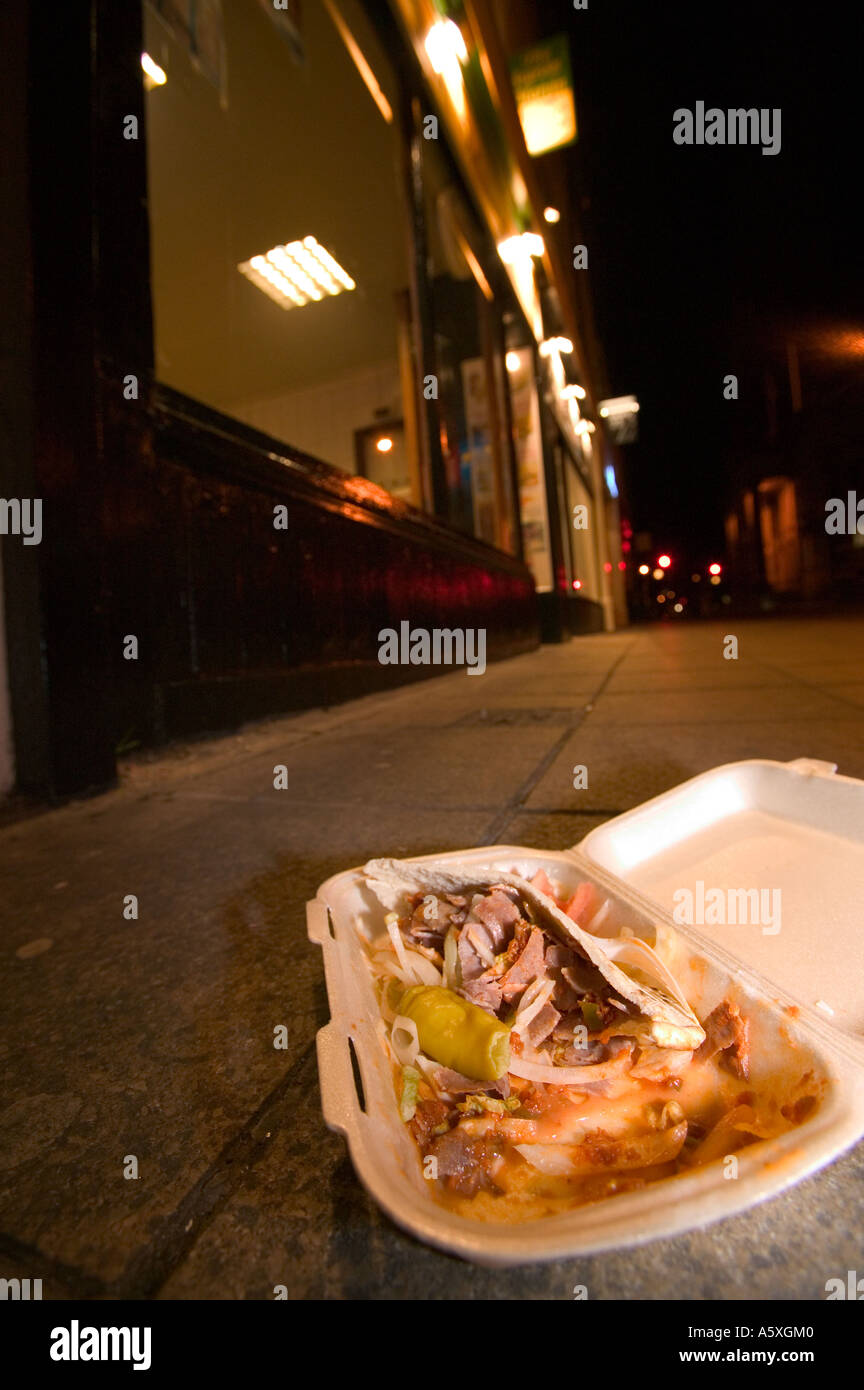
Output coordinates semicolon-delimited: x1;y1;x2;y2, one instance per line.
2;614;863;1298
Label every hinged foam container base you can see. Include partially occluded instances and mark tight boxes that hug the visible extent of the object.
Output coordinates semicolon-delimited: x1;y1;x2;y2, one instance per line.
307;759;864;1265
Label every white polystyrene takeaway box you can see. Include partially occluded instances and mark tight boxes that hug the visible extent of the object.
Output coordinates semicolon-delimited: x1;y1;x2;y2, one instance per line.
307;758;864;1265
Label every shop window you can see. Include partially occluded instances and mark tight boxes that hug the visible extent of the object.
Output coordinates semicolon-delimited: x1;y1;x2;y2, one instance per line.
505;344;551;588
143;0;421;499
565;455;599;600
420;138;519;551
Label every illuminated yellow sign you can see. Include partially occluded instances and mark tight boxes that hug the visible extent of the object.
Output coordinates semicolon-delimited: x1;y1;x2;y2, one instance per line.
510;36;576;156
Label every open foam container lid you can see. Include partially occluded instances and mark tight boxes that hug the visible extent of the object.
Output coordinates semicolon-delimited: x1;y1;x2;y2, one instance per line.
579;757;864;1048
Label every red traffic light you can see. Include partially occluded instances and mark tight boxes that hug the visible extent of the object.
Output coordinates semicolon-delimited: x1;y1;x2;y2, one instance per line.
657;554;672;569
708;562;722;575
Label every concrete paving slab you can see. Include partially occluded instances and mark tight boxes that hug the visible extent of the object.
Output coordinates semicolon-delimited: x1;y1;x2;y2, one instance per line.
150;725;563;811
0;801;489;1288
524;719;864;813
585;687;850;725
3;615;864;1299
156;1040;864;1300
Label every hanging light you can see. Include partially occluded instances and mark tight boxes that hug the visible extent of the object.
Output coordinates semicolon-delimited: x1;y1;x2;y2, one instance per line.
539;336;573;357
141;53;167;88
424;18;468;73
497;232;545;265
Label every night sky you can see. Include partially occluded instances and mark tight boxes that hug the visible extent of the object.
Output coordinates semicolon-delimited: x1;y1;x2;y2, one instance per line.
559;1;861;563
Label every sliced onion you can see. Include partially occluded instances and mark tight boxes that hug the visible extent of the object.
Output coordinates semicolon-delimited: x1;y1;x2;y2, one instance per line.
517;1123;688;1174
371;951;413;987
508;1050;630;1086
414;1052;451;1096
376;974;406;1023
514;975;547;1018
376;1016;392;1057
443;926;459;990
512;977;556;1034
384;912;411;975
391;1014;419;1067
514;1143;577;1175
589;898;612;932
403;950;442;986
465;924;496;967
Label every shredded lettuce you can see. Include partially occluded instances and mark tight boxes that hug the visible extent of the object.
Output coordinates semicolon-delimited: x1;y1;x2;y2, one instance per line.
399;1065;421;1122
456;1094;520;1116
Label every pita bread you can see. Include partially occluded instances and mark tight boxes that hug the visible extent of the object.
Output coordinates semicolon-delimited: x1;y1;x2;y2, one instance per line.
363;857;705;1049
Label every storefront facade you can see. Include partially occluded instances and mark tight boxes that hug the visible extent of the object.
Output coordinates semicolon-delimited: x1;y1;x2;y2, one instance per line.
0;0;624;798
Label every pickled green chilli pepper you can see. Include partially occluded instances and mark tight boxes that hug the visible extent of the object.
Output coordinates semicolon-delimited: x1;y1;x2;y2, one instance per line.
399;985;511;1081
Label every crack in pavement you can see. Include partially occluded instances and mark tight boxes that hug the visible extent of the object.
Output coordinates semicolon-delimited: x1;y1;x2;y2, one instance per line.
110;1039;319;1300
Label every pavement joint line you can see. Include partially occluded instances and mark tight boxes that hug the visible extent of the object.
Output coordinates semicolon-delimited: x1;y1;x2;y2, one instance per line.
540;717;864;728
755;661;864;715
476;641;637;846
155;796;540;812
606;683;816;692
0;1230;108;1299
110;1038;319;1300
213;801;630;814
516;807;625;817
114;659;560;799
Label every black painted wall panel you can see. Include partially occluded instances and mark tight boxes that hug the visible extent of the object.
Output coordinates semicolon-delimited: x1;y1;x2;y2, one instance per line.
99;388;539;749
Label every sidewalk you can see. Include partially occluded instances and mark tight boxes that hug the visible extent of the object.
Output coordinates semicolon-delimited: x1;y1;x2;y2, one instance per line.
2;616;864;1299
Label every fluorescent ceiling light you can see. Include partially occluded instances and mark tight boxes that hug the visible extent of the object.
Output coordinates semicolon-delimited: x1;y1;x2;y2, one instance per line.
141;53;167;88
238;237;356;310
